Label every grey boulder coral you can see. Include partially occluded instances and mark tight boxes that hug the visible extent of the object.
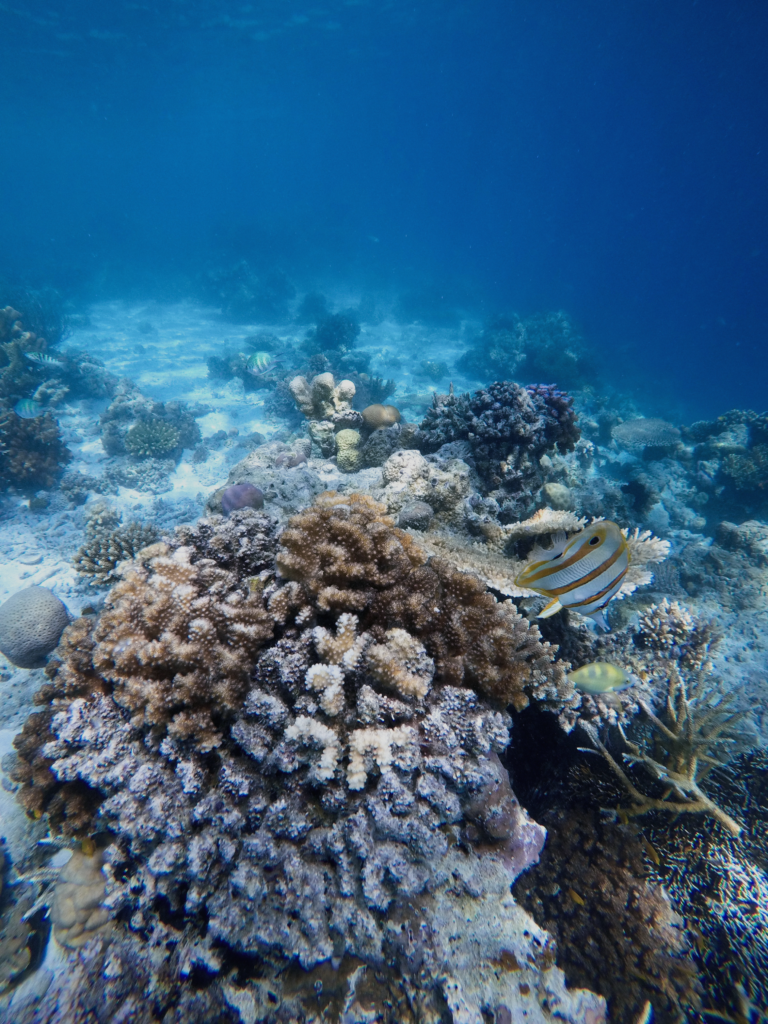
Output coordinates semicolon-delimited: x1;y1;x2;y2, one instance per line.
0;587;70;668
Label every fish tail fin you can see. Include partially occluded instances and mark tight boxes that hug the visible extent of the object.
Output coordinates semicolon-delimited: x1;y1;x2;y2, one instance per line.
588;608;611;631
536;597;563;619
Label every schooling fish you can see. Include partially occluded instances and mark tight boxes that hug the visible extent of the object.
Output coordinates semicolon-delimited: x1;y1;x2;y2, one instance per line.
13;399;45;419
568;662;632;694
245;352;281;377
515;520;630;630
25;352;64;369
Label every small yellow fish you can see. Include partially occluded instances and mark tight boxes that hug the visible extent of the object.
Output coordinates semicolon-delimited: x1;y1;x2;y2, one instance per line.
568;662;632;694
568;888;586;906
515;520;630;630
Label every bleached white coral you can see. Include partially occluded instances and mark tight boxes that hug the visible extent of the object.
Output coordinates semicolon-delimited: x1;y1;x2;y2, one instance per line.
347;726;417;791
305;663;345;716
313;613;368;670
285;716;340;782
365;628;434;699
617;527;672;599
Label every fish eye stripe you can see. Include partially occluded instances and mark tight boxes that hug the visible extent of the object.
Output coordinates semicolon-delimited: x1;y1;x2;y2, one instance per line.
520;533;618;583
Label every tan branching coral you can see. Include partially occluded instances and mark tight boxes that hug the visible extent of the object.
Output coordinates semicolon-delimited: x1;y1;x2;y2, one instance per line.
582;667;747;835
92;543;273;750
313;612;367;668
276;492;570;711
73;503;161;585
366;628;434;699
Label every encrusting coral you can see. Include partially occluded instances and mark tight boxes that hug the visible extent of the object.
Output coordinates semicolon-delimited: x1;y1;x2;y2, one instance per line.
10;497;606;1022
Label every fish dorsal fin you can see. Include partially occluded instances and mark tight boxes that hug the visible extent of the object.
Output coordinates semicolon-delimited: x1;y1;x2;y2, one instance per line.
530;531;569;562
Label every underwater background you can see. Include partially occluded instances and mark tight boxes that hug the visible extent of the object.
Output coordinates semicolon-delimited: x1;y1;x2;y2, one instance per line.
0;2;767;1023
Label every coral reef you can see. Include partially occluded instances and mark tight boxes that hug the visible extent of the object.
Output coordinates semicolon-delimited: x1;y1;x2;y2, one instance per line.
416;509;670;608
302;311;360;356
100;380;201;460
611;417;682;455
644;749;768;1018
0;408;70;490
417;381;579;504
50;847;111;949
0;844;35;994
275;491;570;711
361;403;401;429
72;505;161;586
199;260;295;320
288;371;356;421
513;806;703;1024
334;427;363;471
11;496;606;1021
0;587;70;669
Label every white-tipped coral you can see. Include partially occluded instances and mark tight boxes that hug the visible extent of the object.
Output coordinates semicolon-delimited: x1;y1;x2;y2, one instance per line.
365;628;434;699
305;663;345;716
347;726;417;791
284;715;341;782
313;612;367;670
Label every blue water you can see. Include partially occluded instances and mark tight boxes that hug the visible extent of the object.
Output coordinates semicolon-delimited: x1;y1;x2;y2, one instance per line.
1;1;766;415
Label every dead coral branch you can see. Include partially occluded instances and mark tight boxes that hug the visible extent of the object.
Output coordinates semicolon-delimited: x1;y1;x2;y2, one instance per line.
582;668;746;836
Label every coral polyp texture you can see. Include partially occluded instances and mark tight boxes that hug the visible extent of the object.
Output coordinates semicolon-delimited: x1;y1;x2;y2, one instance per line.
9;497;606;1023
417;380;579;501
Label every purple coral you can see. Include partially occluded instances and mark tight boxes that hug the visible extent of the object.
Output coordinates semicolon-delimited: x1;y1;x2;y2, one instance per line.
221;482;264;514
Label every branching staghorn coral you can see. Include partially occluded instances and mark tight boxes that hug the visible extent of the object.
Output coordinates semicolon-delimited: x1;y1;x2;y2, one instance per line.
582;667;747;835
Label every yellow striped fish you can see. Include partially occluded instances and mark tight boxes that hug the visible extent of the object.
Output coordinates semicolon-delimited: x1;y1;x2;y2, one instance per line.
515;521;629;630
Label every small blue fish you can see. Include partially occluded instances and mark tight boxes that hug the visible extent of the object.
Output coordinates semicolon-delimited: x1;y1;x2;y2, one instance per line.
245;351;281;377
25;352;64;369
14;399;45;419
515;520;630;630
